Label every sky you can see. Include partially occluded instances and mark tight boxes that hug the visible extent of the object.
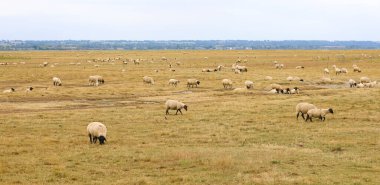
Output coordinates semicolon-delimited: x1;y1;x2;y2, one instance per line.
0;0;379;40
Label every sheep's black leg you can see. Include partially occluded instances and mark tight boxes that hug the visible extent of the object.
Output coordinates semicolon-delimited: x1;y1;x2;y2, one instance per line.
305;115;309;122
296;112;300;120
88;134;92;143
301;113;306;120
166;109;169;115
175;110;178;115
178;109;183;115
93;137;97;143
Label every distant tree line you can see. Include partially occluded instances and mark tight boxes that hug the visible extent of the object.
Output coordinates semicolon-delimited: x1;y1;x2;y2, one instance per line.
1;40;380;50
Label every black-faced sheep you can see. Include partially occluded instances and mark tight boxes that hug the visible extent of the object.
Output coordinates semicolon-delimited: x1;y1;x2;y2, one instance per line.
165;100;187;115
187;79;200;88
52;77;62;86
3;88;15;93
87;122;107;145
305;108;334;122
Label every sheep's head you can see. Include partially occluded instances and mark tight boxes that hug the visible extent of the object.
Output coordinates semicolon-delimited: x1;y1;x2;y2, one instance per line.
183;105;188;111
11;88;15;92
299;79;304;82
29;87;34;91
328;108;334;114
58;83;62;86
294;87;299;90
98;136;106;145
196;81;200;85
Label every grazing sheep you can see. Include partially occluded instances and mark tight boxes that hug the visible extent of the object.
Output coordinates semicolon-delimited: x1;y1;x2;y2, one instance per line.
296;102;317;120
187;79;200;88
236;65;247;72
275;63;284;69
360;77;370;83
89;75;104;86
333;66;342;75
265;76;273;80
165;100;187;115
217;65;223;71
52;77;62;86
222;79;233;89
87;122;107;145
133;59;140;65
324;68;329;74
168;79;180;87
353;66;361;73
245;80;254;89
143;76;155;85
305;108;334;122
3;88;15;93
364;81;377;88
348;79;357;88
295;66;304;69
340;68;348;74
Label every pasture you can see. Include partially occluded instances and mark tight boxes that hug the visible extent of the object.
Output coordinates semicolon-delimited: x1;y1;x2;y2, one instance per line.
0;50;379;184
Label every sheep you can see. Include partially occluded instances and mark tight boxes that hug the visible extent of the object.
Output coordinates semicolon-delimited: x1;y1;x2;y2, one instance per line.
353;66;361;73
26;87;33;92
89;75;104;86
52;77;62;86
87;122;107;145
168;79;180;87
295;66;304;69
222;79;233;89
3;88;15;93
234;69;241;74
217;65;223;71
143;76;155;85
286;76;294;81
324;68;329;74
360;77;370;83
170;68;176;72
265;76;273;80
133;59;140;65
187;79;200;88
275;63;284;69
165;100;187;115
245;80;254;89
295;102;317;120
334;67;342;75
364;81;377;88
236;65;247;72
357;83;365;88
305;108;334;122
348;79;357;88
340;68;348;74
289;87;300;94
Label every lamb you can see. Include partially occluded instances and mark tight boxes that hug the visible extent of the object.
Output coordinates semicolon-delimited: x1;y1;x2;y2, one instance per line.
168;79;180;87
245;80;254;89
52;77;62;86
305;108;334;122
165;100;187;115
143;76;155;85
222;79;233;89
295;102;317;120
3;88;15;93
360;77;370;83
324;68;330;74
348;79;357;88
87;122;107;145
187;79;200;88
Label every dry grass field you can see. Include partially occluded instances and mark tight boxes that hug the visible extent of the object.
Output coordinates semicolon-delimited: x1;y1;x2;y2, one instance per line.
0;50;379;185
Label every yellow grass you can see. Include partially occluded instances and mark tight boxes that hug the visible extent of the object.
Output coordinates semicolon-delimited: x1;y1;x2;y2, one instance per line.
0;50;379;184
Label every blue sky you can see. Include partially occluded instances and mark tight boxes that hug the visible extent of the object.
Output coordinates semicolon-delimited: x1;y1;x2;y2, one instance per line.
1;0;379;40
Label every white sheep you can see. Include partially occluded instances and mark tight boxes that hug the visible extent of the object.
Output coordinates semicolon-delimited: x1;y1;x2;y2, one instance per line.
348;79;357;88
324;68;329;74
289;87;300;94
87;122;107;145
168;79;180;87
26;87;34;92
286;76;294;81
52;77;62;86
305;108;334;122
222;79;233;89
143;76;155;85
360;77;370;83
165;100;187;115
340;68;348;74
245;80;254;89
364;81;377;88
89;75;104;86
187;79;200;88
295;102;317;120
353;66;361;73
275;63;284;69
3;88;15;93
295;66;304;69
356;83;365;88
